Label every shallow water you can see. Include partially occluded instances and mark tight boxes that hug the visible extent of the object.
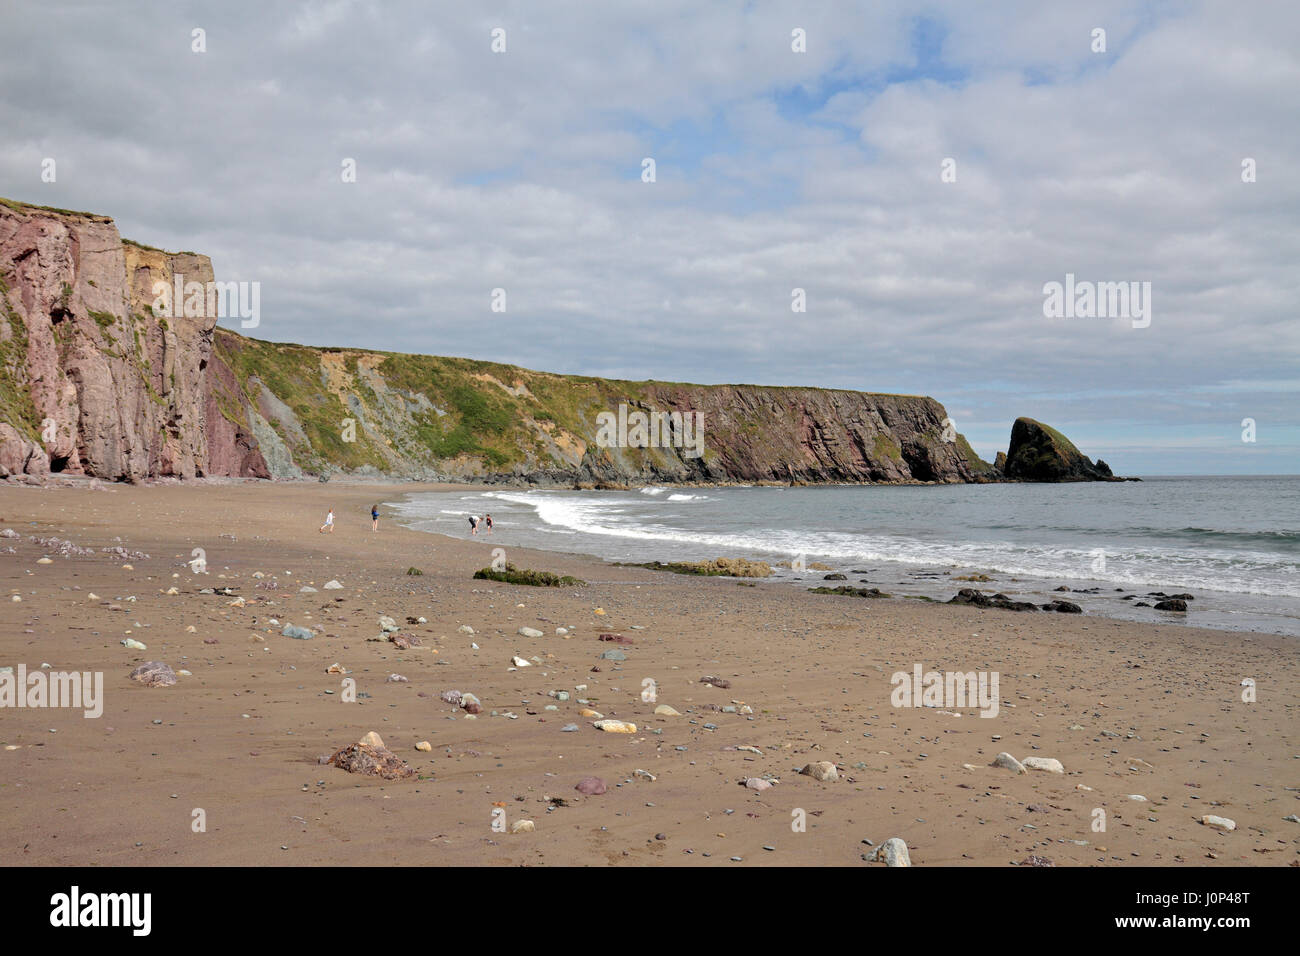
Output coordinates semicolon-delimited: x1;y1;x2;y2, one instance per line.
389;476;1300;636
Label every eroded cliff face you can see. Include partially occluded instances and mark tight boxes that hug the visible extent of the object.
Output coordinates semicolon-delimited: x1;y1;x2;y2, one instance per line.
0;198;1024;486
204;330;997;485
0;199;227;479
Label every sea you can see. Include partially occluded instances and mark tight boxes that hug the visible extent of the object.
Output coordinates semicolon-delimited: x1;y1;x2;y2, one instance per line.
386;476;1300;637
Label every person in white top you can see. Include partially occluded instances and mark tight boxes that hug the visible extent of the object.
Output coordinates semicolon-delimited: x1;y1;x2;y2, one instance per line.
320;508;335;534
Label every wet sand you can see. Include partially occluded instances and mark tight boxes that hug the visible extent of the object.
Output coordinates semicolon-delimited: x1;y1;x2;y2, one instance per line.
1;479;1296;867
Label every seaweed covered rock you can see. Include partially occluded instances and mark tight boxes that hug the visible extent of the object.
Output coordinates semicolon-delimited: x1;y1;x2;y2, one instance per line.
809;585;891;598
637;557;773;578
325;731;416;780
128;661;178;687
473;563;585;587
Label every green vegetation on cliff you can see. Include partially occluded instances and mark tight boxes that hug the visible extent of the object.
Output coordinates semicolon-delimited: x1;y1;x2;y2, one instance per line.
0;274;42;440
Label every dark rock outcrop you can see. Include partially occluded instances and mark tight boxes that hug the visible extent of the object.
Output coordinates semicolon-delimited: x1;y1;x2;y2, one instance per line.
948;588;1039;612
1041;599;1082;613
1003;417;1125;482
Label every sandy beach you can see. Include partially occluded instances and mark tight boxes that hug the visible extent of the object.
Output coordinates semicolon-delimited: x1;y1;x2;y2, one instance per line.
1;479;1296;867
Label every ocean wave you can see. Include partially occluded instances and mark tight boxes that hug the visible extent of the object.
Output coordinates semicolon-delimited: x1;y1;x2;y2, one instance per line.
390;489;1300;599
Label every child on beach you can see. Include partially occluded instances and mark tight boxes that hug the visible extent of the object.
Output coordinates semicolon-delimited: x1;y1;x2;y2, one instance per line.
371;504;379;532
484;513;493;534
320;509;335;534
468;514;479;535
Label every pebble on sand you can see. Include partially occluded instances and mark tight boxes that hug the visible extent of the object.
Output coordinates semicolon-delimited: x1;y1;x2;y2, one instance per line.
991;752;1026;774
744;777;775;791
593;719;637;733
378;616;399;633
518;627;544;638
1200;815;1236;831
323;580;343;589
800;761;839;782
575;776;607;795
1021;756;1065;774
510;820;535;833
511;656;532;667
415;741;432;752
121;638;147;650
281;624;314;640
654;704;681;716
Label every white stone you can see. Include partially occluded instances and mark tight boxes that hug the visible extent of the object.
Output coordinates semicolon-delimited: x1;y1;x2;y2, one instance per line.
867;837;911;867
800;761;838;782
991;752;1026;774
1022;756;1065;774
1201;815;1236;831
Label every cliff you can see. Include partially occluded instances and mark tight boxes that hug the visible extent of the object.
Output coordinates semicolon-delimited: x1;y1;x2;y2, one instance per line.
0;198;1119;485
0;198;218;479
203;329;996;484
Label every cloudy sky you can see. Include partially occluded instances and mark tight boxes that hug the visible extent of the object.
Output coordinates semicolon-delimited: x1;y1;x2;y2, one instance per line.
3;1;1297;474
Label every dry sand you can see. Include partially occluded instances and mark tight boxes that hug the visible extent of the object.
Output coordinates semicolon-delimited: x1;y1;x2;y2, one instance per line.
1;480;1296;867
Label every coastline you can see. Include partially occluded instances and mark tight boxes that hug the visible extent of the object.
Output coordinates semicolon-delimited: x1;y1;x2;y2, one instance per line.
1;479;1295;867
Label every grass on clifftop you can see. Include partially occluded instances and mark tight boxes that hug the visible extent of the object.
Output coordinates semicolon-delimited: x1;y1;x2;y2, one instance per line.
1020;417;1084;458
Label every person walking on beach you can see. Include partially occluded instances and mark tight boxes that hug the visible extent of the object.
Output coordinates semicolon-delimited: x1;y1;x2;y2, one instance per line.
320;508;335;534
484;513;494;534
468;514;479;536
371;504;380;532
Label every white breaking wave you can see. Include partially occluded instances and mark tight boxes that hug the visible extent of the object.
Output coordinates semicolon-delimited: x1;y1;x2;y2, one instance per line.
388;488;1300;599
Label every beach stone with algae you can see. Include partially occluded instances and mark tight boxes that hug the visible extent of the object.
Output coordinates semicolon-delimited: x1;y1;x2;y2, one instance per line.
128;661;177;687
325;731;415;780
